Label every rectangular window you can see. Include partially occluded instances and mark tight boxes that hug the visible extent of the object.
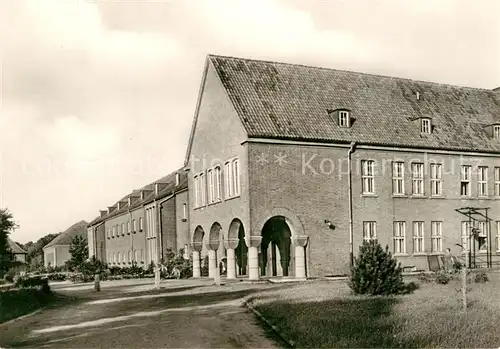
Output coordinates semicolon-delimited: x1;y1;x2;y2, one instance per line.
413;221;425;253
182;203;187;220
461;165;471;196
233;159;240;196
215;166;222;201
363;221;377;242
199;172;206;206
421;119;431;133
127;221;130;234
134;250;138;263
494;125;500;139
478;166;488;197
431;221;443;253
461;221;471;251
393;222;406;254
121;223;125;235
361;160;375;194
476;221;488;252
430;163;442;196
339;111;349;127
128;251;131;264
208;169;215;203
139;217;143;231
107;228;111;238
496;221;500;252
392;162;405;195
193;175;199;207
132;219;136;232
494;167;500;197
412;163;424;195
140;249;144;263
224;161;232;198
112;226;116;238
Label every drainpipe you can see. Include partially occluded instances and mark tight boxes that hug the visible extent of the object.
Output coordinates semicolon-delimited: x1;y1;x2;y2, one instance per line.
347;141;357;268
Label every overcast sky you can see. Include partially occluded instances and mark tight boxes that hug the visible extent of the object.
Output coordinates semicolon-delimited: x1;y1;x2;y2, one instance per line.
1;0;499;243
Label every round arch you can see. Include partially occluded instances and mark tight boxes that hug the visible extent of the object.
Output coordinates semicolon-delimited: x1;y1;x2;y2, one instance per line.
208;222;222;251
253;207;305;238
192;225;205;252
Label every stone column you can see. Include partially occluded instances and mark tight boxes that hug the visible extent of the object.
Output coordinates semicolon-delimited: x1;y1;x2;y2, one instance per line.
294;236;309;279
208;250;216;279
192;251;201;278
246;236;262;281
226;248;236;279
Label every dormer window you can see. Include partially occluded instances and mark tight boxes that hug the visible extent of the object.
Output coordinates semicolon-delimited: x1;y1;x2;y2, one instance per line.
421;118;431;134
339;111;350;127
494;125;500;139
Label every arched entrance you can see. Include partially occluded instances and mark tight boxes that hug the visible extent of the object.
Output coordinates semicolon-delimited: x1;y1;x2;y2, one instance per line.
261;216;292;277
228;219;247;276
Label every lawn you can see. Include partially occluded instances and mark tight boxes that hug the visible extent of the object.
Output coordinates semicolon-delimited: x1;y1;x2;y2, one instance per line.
249;271;500;348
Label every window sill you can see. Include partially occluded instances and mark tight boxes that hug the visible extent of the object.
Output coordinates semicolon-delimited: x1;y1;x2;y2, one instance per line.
459;196;474;200
410;195;426;199
412;253;427;256
393;253;409;257
208;200;222;207
224;195;241;202
478;197;492;200
392;194;407;198
361;194;378;198
430;195;445;199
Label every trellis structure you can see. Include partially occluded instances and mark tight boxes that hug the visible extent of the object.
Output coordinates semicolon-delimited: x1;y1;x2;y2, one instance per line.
455;207;495;268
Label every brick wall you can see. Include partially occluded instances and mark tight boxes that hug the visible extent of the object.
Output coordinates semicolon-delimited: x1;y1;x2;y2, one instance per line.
160;198;176;256
248;141;500;276
187;60;250;262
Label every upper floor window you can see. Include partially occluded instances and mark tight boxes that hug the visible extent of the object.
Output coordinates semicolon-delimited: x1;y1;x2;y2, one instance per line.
139;217;143;231
361;160;375;194
224;158;240;199
430;163;442;196
392;162;404;195
127;221;130;234
121;223;125;236
338;111;350;127
182;203;187;221
494;125;500;139
494;167;500;197
194;172;207;207
208;166;222;204
412;163;424;196
421;118;431;134
461;165;471;196
132;219;136;233
478;166;488;197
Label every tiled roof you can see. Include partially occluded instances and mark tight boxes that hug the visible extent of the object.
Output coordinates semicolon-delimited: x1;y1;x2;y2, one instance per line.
209;55;500;153
44;220;88;248
89;168;188;225
8;238;26;254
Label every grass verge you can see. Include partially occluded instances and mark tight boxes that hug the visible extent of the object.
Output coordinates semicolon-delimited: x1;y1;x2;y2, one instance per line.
250;274;500;348
0;288;62;324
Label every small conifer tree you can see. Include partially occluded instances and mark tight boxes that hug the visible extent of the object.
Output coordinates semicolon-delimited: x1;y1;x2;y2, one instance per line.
349;240;406;295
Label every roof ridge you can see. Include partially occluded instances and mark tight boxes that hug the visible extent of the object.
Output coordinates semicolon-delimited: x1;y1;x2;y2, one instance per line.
207;54;495;92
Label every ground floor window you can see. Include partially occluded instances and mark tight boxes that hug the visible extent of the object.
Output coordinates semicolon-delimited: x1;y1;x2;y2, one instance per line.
413;221;425;253
393;222;405;254
431;221;442;253
363;222;377;242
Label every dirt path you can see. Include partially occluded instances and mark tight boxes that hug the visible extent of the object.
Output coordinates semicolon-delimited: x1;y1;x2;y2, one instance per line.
0;280;285;348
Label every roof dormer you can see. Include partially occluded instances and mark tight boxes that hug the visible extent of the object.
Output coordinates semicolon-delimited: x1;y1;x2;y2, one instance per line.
155;182;168;195
107;206;116;214
117;201;127;210
328;109;352;128
128;195;139;206
140;189;153;200
484;123;500;139
99;210;107;218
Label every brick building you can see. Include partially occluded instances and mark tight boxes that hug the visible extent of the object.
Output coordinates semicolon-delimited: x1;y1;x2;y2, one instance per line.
44;220;88;267
185;55;500;279
87;169;189;268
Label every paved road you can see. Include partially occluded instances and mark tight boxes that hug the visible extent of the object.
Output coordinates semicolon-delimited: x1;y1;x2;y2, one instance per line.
0;280;285;348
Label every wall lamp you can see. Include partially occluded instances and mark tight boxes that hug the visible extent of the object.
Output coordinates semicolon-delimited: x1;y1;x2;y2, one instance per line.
324;220;335;230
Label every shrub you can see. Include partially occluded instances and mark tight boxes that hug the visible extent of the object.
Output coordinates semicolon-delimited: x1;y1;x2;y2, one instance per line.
435;270;452;284
4;269;16;283
46;272;67;281
14;276;51;292
349;240;406;295
162;249;192;279
474;271;489;283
